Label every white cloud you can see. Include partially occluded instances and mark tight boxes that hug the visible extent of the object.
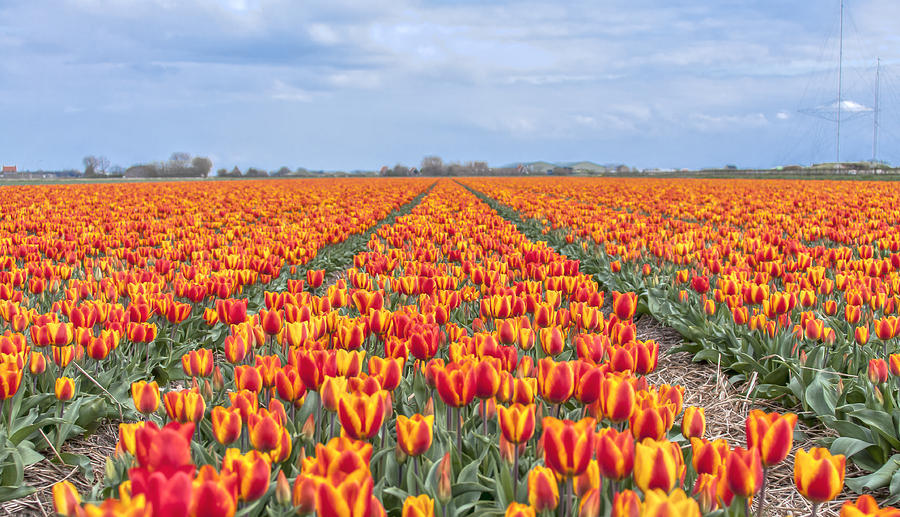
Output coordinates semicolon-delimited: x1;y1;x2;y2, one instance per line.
840;100;872;112
308;23;340;45
686;112;769;132
269;80;312;102
776;111;790;120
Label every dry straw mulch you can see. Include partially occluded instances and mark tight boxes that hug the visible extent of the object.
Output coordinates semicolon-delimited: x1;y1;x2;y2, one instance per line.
0;422;118;517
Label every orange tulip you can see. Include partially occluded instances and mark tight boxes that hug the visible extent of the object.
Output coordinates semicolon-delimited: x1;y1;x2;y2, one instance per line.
612;291;637;321
52;481;81;517
211;406;242;446
599;375;635;423
725;446;763;498
497;403;535;444
629;403;670;441
131;380;160;414
539;326;566;356
537;358;574;404
306;269;325;289
541;417;595;478
595;427;634;481
504;502;536;517
338;391;386;440
839;495;900;517
642;488;700;517
855;326;870;346
471;359;501;400
222;448;271;502
633;438;684;493
794;447;845;504
690;437;729;475
29;351;46;375
190;465;238;517
527;466;559;512
181;348;214;378
869;358;889;384
54;377;75;401
692;473;720;513
891;354;900;377
681;406;705;439
874;317;898;340
611;489;641;517
402;494;435;517
434;363;475;408
163;388;206;423
216;298;248;325
234;364;263;393
396;414;433;457
745;410;797;467
224;335;249;364
248;410;283;452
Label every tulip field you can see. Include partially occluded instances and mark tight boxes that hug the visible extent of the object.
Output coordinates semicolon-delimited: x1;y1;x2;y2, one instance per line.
0;177;898;516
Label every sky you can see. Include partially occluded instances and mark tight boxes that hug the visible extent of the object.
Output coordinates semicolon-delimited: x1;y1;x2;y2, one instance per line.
2;0;900;172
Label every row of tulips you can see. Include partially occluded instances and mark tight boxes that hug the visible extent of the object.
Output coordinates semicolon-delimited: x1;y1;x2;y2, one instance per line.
461;177;900;498
45;179;900;516
0;179;433;502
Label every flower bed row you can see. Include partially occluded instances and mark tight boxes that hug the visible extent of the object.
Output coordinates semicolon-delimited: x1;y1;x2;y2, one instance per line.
461;177;900;502
0;178;432;502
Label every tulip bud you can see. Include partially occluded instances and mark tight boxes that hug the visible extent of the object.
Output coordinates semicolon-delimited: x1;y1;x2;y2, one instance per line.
213;365;224;392
301;414;315;442
201;379;213;402
395;442;408;465
275;470;291;506
424;396;434;416
437;452;452;504
104;457;117;483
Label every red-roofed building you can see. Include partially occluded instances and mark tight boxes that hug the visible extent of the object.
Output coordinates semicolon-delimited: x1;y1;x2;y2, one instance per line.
1;165;16;173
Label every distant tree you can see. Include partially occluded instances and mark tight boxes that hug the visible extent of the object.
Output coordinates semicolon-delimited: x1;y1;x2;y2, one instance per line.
169;152;191;167
274;166;292;176
230;166;242;177
82;155;110;176
191;157;212;177
421;156;445;176
467;161;489;175
216;168;229;177
245;167;268;177
390;164;408;177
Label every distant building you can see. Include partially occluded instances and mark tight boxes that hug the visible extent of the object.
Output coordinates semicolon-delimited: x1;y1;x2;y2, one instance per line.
1;165;16;173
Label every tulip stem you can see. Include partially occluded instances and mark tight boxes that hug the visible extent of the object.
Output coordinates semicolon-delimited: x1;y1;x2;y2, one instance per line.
809;503;819;517
456;407;462;454
512;444;519;499
757;468;768;517
315;394;322;444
